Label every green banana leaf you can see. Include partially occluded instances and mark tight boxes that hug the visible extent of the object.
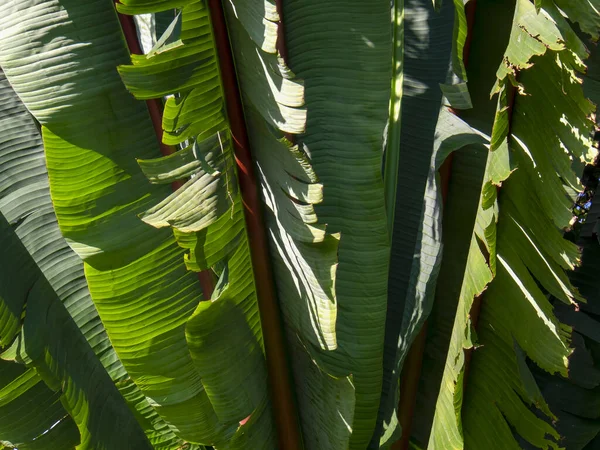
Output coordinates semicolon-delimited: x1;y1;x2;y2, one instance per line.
522;35;600;450
278;1;393;447
0;66;184;449
421;0;599;449
0;0;272;448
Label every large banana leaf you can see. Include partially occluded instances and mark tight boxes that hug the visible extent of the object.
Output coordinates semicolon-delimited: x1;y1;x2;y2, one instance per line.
418;0;599;449
119;0;395;447
371;0;497;445
278;2;393;448
525;38;600;450
0;0;274;448
0;66;182;449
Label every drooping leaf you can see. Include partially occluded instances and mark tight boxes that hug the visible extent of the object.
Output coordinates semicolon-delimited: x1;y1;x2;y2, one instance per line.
0;66;177;449
424;1;598;449
0;0;268;447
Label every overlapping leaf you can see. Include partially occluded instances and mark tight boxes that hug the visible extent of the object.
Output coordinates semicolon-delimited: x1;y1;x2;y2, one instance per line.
217;1;364;446
372;1;458;446
526;39;600;450
276;1;393;448
221;0;342;358
117;0;278;448
425;0;599;449
0;0;269;448
0;67;179;449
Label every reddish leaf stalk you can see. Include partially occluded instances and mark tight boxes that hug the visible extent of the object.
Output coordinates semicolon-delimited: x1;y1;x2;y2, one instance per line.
393;323;429;450
206;0;304;448
463;0;478;68
394;2;476;449
114;5;215;299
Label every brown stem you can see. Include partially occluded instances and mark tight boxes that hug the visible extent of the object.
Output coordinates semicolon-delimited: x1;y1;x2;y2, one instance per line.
206;0;304;448
114;5;216;300
463;0;478;68
394;323;429;450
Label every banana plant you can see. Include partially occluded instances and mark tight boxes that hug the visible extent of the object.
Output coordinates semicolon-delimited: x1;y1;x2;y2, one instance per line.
0;0;599;449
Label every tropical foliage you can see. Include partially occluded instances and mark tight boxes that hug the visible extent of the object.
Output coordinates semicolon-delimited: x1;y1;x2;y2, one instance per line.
0;0;599;449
